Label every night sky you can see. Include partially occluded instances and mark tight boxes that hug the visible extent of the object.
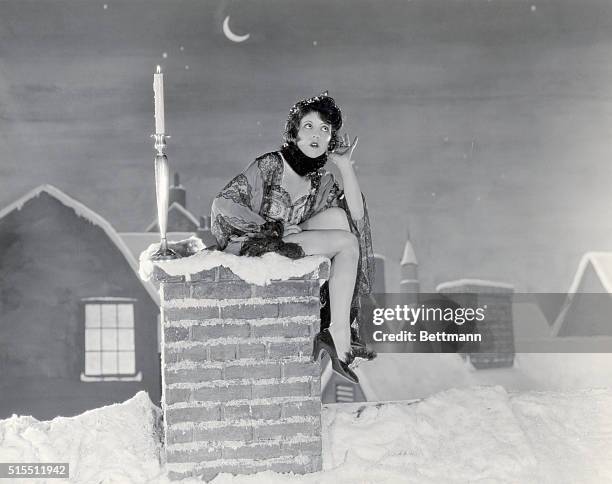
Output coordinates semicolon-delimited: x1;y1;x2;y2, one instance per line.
1;0;612;292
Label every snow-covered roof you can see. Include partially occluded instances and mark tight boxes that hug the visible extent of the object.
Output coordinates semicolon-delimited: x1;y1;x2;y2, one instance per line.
551;252;612;337
436;279;514;293
400;240;417;265
0;185;160;306
144;201;199;232
566;252;612;295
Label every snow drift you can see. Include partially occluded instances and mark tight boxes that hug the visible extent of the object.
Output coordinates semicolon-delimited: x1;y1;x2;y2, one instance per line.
1;387;611;483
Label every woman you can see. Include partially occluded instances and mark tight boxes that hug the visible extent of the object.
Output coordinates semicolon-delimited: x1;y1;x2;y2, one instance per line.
211;93;375;384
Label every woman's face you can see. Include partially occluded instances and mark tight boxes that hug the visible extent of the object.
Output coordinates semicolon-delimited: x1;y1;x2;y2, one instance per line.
296;111;332;158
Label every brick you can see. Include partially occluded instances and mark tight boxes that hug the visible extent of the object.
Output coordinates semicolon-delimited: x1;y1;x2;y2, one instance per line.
282;361;320;378
251;322;310;338
282;438;322;456
163;283;191;300
165;345;210;363
165;366;223;384
166;405;222;425
165;388;191;405
278;300;320;317
251;403;283;420
192;323;250;340
210;344;237;361
222;442;283;460
308;455;323;473
268;341;312;358
193;384;251;402
167;446;222;463
164;326;190;343
223;403;282;420
224;362;281;380
194;424;253;442
289;263;329;280
168;469;194;481
253;420;319;440
153;265;185;283
252;280;320;298
217;266;242;281
282;400;320;418
251;381;310;399
268;459;318;475
237;343;266;359
165;306;220;320
167;426;193;444
221;303;278;319
190;268;217;282
193;281;252;299
310;378;321;397
251;382;281;399
278;381;312;397
197;468;221;483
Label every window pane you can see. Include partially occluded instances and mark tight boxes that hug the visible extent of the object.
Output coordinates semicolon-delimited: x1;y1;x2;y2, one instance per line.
85;304;100;328
102;352;117;374
85;328;101;351
118;352;135;374
117;329;134;351
117;304;134;328
85;351;101;375
101;329;117;350
101;305;117;327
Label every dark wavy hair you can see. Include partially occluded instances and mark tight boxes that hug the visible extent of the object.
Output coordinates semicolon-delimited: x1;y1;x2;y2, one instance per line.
283;94;343;151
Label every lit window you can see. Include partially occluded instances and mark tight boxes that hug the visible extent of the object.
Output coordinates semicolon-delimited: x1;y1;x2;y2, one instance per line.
84;302;135;376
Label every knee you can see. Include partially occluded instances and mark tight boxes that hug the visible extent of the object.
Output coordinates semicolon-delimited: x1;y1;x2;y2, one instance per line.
325;207;351;231
339;231;359;256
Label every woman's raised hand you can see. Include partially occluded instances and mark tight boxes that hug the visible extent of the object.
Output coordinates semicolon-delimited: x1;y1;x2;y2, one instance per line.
328;133;358;171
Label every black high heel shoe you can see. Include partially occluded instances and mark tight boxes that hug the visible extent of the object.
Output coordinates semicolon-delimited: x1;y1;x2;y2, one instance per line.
350;321;377;361
312;329;359;384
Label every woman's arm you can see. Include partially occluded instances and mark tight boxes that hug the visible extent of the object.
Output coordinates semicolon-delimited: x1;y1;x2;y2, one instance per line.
336;163;364;220
328;135;364;220
211;158;268;250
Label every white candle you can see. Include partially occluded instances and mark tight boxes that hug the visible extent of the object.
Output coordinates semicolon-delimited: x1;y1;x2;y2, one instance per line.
153;65;165;134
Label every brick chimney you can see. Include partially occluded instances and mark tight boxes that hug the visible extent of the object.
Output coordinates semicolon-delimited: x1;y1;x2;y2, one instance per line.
437;279;515;369
169;172;187;208
142;253;329;481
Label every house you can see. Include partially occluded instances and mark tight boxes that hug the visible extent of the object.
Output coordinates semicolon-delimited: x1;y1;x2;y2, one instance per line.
0;185;161;419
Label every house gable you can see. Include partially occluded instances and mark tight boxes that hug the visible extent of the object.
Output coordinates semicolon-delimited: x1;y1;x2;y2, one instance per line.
145;202;199;233
0;185;161;418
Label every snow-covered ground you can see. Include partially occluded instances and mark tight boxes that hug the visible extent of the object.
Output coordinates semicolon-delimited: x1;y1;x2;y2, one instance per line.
1;385;611;484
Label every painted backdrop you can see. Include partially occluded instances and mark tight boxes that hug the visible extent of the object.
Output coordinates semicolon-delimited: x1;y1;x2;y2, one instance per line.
1;0;611;291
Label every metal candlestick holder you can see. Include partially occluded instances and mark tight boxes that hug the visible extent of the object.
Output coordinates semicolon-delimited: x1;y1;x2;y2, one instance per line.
151;133;179;260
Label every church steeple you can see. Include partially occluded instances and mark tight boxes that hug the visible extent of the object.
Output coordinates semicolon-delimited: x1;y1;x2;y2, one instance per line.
400;227;419;294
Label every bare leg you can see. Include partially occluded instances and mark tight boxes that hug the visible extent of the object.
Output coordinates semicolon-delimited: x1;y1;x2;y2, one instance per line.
284;208;357;359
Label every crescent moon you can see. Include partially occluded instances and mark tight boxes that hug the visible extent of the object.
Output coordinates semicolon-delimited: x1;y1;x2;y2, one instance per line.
222;16;250;43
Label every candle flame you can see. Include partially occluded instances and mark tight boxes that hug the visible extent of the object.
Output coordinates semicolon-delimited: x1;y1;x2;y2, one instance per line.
156;65;161;74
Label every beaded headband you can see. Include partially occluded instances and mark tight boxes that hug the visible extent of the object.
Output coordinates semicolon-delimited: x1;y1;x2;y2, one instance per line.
287;91;342;120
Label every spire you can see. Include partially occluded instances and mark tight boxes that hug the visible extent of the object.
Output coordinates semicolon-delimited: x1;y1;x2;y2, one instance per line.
400;239;417;266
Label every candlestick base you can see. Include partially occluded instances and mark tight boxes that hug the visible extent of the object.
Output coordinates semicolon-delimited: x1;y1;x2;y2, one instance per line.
151;247;179;261
150;238;181;261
